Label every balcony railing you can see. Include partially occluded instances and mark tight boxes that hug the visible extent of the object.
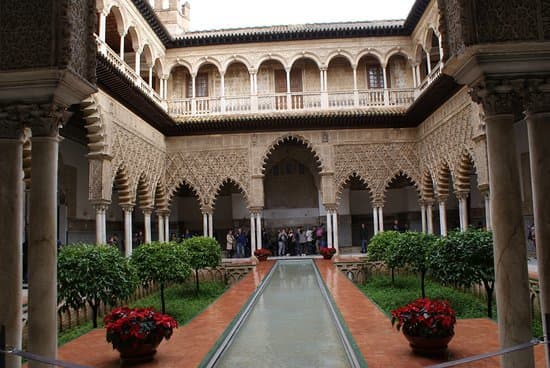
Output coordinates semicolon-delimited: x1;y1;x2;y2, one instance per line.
167;88;415;117
95;35;164;108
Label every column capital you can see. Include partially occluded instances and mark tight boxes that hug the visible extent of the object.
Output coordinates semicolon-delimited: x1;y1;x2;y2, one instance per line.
436;194;448;203
521;79;550;115
248;207;263;215
469;79;522;117
120;204;134;213
372;200;384;208
423;199;435;207
91;200;110;211
200;204;213;215
478;183;490;195
324;204;337;212
0;105;28;139
455;190;470;200
141;207;153;216
156;209;169;216
247;68;257;75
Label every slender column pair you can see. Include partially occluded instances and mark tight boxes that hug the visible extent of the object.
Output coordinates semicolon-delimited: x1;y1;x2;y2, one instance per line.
202;212;213;237
420;201;434;234
249;210;263;255
324;208;339;252
372;204;384;234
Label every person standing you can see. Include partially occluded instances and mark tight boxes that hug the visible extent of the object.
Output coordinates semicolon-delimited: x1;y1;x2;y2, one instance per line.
236;228;247;258
360;223;368;253
306;227;313;255
298;227;307;256
226;229;235;258
278;228;287;256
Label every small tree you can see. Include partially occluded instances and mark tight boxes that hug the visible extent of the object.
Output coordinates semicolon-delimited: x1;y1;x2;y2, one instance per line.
367;231;405;284
182;236;222;293
397;232;436;298
58;244;138;328
430;229;495;318
131;241;191;314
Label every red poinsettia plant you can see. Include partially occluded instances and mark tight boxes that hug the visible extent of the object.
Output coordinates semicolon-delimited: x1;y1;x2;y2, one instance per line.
319;247;337;256
104;307;178;350
391;298;456;338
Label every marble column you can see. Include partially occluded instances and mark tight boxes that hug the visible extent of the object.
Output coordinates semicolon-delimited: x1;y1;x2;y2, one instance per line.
203;213;208;236
143;208;152;243
525;104;550;366
426;202;434;234
332;211;339;252
119;32;126;61
326;210;333;248
378;207;384;232
286;68;292;109
164;214;170;241
208;213;213;237
121;205;133;257
457;191;469;231
0;123;23;368
99;12;107;42
135;50;141;77
93;203;107;244
420;203;427;233
256;212;262;249
479;187;493;231
438;196;448;236
373;206;379;235
28;121;61;368
157;213;164;242
482;91;534;367
250;212;256;253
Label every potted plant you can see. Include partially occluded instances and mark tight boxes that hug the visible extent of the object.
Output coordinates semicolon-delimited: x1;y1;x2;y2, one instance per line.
104;307;178;364
319;247;336;260
391;298;456;356
254;248;272;261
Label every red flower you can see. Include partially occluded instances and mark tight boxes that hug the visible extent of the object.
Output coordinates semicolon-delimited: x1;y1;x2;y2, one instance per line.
104;307;178;350
391;298;456;338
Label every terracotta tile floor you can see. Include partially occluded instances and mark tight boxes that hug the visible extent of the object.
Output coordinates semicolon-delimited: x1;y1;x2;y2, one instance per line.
57;259;545;367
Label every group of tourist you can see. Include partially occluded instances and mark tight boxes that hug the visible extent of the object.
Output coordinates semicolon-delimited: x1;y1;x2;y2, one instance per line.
224;225;331;258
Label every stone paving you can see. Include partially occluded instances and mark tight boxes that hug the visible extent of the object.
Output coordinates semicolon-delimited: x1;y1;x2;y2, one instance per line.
56;259;546;367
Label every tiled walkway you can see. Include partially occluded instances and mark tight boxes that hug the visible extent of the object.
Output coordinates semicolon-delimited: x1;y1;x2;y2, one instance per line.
57;259;545;367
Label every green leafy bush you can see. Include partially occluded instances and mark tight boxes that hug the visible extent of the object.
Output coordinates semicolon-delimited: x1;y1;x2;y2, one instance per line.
58;244;138;327
182;236;222;293
131;242;191;314
396;232;437;298
431;229;495;317
367;231;405;284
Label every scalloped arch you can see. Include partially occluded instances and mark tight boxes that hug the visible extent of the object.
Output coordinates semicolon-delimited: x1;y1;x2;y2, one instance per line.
134;172;153;209
382;169;421;198
211;177;250;209
167;179;201;205
335;172;373;207
260;134;324;173
112;164;132;205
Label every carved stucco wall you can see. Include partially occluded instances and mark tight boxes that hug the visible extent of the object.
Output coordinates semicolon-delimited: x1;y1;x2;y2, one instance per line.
417;87;488;197
89;90;166;206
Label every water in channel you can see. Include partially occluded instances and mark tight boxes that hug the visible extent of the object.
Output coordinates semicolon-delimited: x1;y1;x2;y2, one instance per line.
214;260;352;367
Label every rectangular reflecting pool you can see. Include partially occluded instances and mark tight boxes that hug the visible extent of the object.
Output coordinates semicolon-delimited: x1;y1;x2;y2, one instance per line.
208;260;360;367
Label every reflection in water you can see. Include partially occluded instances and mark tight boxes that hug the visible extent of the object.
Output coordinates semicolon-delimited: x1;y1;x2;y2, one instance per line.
215;260;351;368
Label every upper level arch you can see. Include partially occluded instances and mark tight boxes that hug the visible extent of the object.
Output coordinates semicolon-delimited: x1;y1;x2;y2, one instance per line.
222;56;252;74
255;54;289;71
326;50;355;69
193;57;223;76
383;48;413;67
354;49;384;67
289;52;322;70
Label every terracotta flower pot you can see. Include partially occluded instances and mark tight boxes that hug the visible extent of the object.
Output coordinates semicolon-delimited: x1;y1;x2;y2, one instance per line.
116;336;163;365
403;332;453;357
257;255;268;261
